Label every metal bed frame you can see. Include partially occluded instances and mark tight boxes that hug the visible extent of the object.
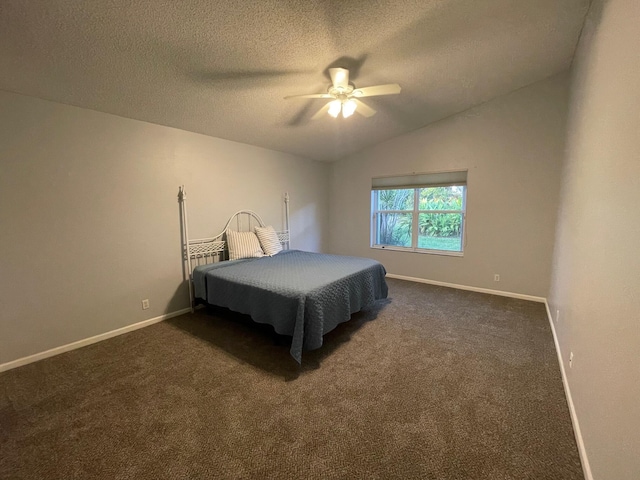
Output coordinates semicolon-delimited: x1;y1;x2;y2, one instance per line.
178;186;290;312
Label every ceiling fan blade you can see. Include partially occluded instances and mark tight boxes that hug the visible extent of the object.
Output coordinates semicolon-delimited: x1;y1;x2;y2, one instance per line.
352;84;402;97
284;93;332;100
329;67;349;89
352;99;377;117
311;103;331;120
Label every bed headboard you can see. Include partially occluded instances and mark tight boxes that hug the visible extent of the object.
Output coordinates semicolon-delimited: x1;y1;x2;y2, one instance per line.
183;209;290;267
178;187;290;311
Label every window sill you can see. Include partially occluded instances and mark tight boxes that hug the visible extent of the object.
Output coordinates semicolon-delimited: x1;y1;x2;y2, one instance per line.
370;245;464;257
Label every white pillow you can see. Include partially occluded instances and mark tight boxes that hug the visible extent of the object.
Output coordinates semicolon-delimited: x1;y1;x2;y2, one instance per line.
226;230;264;260
254;225;283;256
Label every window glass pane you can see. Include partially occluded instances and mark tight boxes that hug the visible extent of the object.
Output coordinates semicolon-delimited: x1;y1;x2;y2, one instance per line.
418;213;463;251
376;213;412;247
376;189;414;211
419;186;464;210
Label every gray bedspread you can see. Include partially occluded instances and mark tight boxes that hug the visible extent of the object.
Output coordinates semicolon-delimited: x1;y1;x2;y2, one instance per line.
192;250;388;362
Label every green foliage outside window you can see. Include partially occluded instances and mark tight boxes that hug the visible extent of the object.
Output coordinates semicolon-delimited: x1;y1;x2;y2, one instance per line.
377;189;413;246
374;186;465;252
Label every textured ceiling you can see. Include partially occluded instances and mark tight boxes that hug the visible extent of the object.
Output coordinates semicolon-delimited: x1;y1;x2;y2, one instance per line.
0;0;589;162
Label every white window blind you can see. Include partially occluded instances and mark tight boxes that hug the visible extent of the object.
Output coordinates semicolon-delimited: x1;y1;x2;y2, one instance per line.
372;170;467;190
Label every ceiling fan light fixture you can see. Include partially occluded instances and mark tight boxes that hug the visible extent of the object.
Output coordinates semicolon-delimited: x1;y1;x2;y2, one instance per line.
285;67;398;120
328;100;342;118
342;99;357;118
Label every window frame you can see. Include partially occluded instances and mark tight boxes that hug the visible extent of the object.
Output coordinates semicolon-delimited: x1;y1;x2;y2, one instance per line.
370;184;467;256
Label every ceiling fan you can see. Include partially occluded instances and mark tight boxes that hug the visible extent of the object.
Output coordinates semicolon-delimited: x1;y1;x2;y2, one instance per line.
285;67;401;119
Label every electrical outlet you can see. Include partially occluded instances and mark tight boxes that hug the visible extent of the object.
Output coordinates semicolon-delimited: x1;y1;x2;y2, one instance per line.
142;299;150;310
556;309;560;323
494;274;500;282
569;351;573;368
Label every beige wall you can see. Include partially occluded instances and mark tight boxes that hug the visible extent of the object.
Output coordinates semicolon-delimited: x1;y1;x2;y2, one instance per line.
548;0;640;478
329;74;569;298
0;91;330;365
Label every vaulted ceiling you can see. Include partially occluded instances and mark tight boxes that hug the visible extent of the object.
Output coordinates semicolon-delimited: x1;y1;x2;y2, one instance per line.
0;0;590;161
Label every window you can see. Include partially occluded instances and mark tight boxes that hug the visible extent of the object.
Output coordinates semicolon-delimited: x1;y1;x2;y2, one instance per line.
371;171;467;255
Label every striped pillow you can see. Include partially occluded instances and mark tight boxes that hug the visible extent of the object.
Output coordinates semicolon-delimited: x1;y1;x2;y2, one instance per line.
226;230;264;260
255;225;283;256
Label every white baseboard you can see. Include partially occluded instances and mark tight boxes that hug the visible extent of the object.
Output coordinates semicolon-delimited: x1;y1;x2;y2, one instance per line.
385;273;546;303
0;307;193;373
544;301;593;480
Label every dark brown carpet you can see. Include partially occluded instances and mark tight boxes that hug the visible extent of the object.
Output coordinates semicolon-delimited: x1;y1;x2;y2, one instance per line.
0;278;583;479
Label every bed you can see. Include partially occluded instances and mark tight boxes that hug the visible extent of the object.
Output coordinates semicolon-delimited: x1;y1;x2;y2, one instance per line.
179;187;388;362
